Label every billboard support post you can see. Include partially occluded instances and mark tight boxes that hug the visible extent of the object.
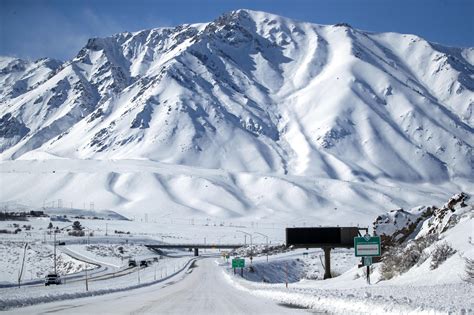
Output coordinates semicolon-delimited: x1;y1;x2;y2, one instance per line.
323;247;332;279
286;227;367;280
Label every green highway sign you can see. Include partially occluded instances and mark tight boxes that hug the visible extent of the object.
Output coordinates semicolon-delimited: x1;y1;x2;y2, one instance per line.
354;235;381;257
232;258;245;268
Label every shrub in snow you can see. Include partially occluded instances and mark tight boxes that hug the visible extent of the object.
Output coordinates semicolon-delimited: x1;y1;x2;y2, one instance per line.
430;242;456;270
380;246;402;280
72;220;83;231
380;234;438;280
463;257;474;284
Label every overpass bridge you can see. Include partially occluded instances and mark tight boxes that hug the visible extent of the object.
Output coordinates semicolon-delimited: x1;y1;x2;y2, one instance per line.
145;244;246;256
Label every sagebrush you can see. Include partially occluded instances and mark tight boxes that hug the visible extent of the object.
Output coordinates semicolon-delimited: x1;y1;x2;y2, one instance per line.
380;234;438;280
463;257;474;283
430;242;456;270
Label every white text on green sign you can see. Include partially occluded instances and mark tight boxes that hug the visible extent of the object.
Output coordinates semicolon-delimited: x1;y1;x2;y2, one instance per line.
232;258;245;268
354;236;381;257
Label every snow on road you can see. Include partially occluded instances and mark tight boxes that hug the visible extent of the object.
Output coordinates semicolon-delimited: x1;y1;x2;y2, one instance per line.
6;258;301;315
0;254;192;310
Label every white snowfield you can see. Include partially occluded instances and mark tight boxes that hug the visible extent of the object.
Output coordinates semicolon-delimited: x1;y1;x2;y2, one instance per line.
0;158;470;226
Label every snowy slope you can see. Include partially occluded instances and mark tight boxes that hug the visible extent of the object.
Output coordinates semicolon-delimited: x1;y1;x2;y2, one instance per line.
0;159;469;224
0;9;472;221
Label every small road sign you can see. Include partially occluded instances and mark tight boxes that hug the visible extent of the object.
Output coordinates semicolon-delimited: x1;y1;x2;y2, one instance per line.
354;235;381;257
232;258;245;268
363;256;373;266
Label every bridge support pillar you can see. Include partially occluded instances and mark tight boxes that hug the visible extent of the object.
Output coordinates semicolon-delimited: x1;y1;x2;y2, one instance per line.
194;248;199;256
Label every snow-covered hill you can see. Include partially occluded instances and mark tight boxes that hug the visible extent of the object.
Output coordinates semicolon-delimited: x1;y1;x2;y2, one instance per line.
0;10;472;221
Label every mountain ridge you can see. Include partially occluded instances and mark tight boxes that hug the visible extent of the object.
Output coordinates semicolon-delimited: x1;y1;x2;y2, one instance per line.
0;9;472;182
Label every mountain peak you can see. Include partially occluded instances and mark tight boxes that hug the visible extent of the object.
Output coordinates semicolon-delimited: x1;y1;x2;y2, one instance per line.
0;10;472;188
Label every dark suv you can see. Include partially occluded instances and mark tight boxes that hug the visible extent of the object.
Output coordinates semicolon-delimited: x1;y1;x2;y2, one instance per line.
45;274;61;286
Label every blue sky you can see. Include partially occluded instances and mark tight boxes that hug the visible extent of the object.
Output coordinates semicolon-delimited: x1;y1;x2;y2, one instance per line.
1;0;473;61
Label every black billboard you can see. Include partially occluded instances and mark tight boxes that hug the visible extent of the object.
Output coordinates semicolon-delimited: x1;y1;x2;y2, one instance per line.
286;227;360;248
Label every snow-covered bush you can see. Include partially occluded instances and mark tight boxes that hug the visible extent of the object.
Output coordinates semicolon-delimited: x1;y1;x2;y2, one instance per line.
463;257;474;283
68;230;85;237
380;246;402;280
380;234;437;280
430;242;456;270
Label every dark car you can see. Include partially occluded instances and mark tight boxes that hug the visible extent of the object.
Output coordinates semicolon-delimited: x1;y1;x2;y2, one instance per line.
140;260;148;267
128;259;137;267
45;274;61;286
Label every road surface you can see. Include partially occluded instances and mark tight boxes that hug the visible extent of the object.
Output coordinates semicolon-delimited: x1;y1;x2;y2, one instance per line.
9;258;305;314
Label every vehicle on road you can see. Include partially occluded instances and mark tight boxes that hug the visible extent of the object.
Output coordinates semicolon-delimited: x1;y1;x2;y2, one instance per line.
44;274;61;286
128;259;137;267
140;260;148;267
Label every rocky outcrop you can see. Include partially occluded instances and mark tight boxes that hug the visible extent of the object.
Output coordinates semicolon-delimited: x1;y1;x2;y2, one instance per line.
374;193;471;249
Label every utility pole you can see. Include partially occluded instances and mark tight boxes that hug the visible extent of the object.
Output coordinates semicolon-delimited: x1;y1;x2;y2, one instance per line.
18;242;28;288
85;264;89;291
255;232;269;263
52;224;73;275
137;266;140;284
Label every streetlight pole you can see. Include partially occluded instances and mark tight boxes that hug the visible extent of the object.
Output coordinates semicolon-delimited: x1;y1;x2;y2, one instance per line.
51;224;73;275
85;263;89;291
254;232;269;263
82;225;93;245
236;230;253;264
54;232;57;274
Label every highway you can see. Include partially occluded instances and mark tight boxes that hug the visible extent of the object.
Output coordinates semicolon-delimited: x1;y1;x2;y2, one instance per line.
9;258;305;314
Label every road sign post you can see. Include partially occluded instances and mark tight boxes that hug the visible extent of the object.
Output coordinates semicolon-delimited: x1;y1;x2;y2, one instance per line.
354;234;381;285
232;258;245;277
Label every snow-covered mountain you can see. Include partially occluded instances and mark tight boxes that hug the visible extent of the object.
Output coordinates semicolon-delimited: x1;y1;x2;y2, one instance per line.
0;10;472;221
